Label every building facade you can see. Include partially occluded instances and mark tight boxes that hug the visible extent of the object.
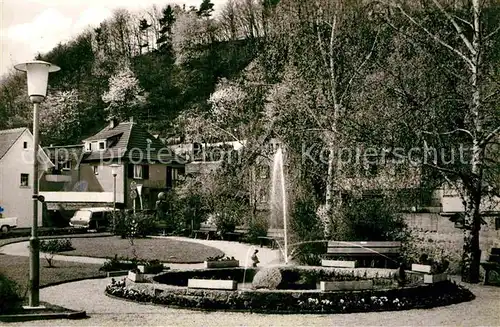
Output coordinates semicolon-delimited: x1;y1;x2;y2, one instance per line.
40;119;185;226
0;128;53;227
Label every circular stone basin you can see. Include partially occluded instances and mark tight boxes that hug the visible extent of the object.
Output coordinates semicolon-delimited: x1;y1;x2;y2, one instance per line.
105;266;475;314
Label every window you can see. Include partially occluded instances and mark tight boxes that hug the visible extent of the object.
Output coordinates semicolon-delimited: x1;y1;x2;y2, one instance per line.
93;166;99;175
20;173;29;187
134;165;143;179
85;142;92;152
62;161;71;170
127;164;149;180
99;141;105;150
23;141;28;149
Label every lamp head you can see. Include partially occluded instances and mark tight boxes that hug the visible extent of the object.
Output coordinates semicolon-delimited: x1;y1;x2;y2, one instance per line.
110;164;120;176
14;60;60;103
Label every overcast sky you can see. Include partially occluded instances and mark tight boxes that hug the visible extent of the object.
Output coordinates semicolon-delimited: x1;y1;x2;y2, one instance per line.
0;0;227;78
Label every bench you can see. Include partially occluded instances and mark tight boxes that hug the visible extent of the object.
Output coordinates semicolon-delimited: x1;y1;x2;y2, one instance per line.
258;229;284;249
481;248;500;285
193;224;217;240
223;226;249;242
324;241;401;268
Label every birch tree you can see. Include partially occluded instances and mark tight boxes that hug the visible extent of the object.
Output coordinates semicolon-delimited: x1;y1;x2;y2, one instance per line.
379;0;500;283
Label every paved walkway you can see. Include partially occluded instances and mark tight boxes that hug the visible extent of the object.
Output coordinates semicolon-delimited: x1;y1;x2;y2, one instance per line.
0;236;280;268
8;278;500;326
2;237;500;326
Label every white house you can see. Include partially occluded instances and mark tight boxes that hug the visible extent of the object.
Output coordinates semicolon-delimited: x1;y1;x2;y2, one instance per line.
0;128;53;227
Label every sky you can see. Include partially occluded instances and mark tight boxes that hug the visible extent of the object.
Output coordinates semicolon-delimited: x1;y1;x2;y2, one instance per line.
0;0;227;78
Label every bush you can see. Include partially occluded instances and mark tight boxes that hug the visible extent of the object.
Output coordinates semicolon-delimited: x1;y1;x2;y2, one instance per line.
246;215;268;244
252;267;282;289
99;254;138;272
404;230;461;274
39;238;74;267
290;196;326;266
336;197;409;242
0;273;21;313
106;278;474;313
139;259;164;274
114;211;157;238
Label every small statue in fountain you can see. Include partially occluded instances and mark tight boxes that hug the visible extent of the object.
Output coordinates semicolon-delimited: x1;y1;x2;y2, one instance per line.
251;249;260;267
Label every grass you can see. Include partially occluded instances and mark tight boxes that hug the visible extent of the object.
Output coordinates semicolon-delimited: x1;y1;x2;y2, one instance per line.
0;255;106;293
61;236;224;263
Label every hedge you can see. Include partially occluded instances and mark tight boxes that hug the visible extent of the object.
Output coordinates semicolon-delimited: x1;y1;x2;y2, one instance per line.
106;279;474;314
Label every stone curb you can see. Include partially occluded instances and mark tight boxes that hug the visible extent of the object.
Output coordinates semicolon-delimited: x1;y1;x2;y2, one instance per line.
0;310;87;322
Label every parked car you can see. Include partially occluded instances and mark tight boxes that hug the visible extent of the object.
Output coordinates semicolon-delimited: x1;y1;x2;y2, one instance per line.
69;207;117;231
0;217;17;233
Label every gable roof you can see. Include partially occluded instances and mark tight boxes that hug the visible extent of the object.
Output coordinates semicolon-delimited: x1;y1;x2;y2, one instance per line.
0;128;26;160
82;122;184;164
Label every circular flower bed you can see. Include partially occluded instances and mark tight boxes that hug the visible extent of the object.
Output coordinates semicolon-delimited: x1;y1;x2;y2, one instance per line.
105;267;474;313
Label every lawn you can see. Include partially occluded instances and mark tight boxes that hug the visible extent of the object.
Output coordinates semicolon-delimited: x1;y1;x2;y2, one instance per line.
62;237;224;263
0;254;105;292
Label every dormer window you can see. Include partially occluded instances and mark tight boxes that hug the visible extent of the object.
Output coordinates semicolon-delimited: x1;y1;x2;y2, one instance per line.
85;142;92;152
99;141;106;150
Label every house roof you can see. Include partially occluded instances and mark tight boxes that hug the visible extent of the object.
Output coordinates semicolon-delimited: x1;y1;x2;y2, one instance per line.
82;121;185;164
0;128;26;160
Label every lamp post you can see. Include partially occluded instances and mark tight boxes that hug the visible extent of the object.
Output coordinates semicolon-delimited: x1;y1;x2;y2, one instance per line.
14;60;60;308
110;164;120;232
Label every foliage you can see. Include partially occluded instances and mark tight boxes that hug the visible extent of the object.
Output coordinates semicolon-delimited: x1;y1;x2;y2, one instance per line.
246;215;268;244
39;238;74;268
252;267;282;290
99;254;138;272
114;211;157;238
0;273;21;313
102;64;147;120
289;195;326;266
108;269;474;313
334;197;409;243
205;255;236;262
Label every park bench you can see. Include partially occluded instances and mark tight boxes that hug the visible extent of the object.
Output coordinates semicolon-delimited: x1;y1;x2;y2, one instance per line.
481;247;500;285
324;241;401;268
193;224;217;240
258;228;284;249
223;226;249;242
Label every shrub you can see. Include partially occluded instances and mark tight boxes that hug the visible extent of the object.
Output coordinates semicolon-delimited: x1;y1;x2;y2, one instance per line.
336;197;409;242
0;273;21;313
246;215;268;244
99;255;137;272
114;211;157;238
106;279;474;313
252;267;282;289
139;259;164;274
404;230;461;274
290;196;326;266
39;238;74;267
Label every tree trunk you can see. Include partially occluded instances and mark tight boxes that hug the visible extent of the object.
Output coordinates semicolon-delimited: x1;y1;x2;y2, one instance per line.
461;184;482;283
461;0;483;284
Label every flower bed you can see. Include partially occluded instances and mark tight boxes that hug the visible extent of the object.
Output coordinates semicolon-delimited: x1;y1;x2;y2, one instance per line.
105;279;474;313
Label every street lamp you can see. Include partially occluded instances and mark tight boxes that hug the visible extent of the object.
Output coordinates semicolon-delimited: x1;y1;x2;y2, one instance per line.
14;60;60;308
110;164;120;232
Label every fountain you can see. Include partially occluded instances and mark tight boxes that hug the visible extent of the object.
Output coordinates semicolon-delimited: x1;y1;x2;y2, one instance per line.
270;146;288;264
105;147;474;313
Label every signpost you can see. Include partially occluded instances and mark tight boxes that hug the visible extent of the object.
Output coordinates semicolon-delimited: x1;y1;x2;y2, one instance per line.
136;184;143;210
130;189;137;214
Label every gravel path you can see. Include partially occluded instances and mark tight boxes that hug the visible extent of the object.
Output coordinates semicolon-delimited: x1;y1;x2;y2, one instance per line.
3;238;499;326
5;278;498;326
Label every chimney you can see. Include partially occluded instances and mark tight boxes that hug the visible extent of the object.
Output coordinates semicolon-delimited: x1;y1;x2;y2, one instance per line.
109;116;118;129
129;116;134;124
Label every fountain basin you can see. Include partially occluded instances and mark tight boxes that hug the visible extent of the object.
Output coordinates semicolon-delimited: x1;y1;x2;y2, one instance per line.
106;266;474;313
